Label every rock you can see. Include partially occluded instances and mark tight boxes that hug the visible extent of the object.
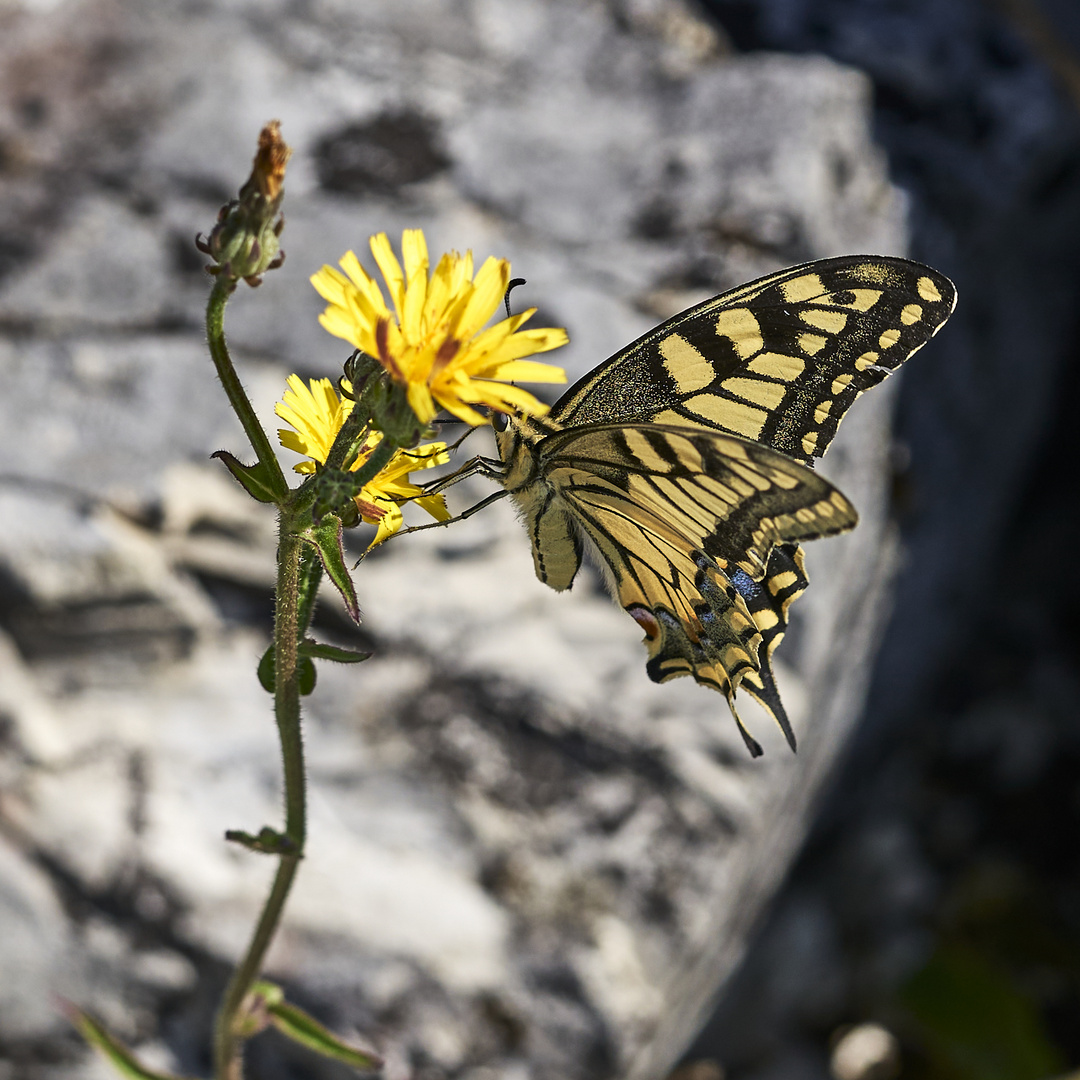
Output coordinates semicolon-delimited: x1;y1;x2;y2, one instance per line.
0;0;914;1077
0;833;73;1042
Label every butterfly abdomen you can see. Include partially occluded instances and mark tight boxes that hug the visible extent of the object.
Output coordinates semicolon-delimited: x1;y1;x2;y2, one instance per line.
523;487;583;592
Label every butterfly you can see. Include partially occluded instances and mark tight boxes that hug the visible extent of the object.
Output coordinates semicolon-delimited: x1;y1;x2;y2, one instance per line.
424;256;956;755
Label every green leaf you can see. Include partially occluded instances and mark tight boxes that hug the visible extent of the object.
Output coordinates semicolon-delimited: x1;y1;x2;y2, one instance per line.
264;997;382;1072
257;646;316;695
304;515;359;623
299;640;372;664
212;450;286;504
225;827;297;855
298;656;317;694
257;645;275;693
901;945;1064;1080
296;546;325;638
63;1003;191;1080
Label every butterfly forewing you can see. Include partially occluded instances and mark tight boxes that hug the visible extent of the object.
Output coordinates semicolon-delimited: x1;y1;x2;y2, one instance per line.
550;256;956;463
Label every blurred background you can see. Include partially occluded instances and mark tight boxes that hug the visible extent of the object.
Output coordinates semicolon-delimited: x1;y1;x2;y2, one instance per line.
1;2;1078;1080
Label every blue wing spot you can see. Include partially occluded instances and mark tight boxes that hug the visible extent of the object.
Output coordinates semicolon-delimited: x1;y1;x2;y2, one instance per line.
729;567;761;603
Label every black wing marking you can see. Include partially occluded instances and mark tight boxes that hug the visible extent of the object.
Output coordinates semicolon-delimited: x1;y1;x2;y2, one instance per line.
550;255;956;463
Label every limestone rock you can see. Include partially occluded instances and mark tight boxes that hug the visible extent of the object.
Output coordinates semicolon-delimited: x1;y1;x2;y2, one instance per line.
0;1;909;1077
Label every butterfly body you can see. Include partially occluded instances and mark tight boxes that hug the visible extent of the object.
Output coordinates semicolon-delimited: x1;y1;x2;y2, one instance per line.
489;256;956;755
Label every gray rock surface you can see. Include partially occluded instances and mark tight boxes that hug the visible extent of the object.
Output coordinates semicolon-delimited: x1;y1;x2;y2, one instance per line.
0;1;912;1077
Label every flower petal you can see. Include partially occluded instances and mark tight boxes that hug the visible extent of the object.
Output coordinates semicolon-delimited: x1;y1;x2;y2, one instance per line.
406;380;438;426
401;229;429;284
368;502;404;547
370;232;406;321
415;492;451;521
483;358;568;383
310;264;351;307
456;256;508;340
339;251;390;317
312;229;568;428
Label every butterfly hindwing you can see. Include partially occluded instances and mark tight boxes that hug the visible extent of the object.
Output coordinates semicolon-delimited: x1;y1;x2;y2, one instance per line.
536;424;857;580
513;423;857;754
728;543;809;748
550;256;956;463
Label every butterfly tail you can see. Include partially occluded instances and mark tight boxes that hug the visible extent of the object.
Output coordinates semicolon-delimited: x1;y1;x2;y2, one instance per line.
740;664;796;753
634;555;772;754
727;544;809;753
725;690;765;758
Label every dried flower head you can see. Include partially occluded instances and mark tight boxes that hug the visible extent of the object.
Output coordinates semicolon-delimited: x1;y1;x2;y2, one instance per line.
197;121;292;287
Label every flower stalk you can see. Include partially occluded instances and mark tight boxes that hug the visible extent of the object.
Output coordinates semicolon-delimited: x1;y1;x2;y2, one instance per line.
211;408;308;1080
205;278;288;504
199;159;571;1080
67;109;573;1080
195;126;308;1079
204;220;567;1078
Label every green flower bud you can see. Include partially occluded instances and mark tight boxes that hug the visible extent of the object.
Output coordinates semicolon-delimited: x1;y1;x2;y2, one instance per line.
196;121;291;288
341;353;427;449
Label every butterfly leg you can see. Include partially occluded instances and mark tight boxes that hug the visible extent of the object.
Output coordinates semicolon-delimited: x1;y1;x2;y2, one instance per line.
393;489;510;538
437;423;484;456
419;455;506;497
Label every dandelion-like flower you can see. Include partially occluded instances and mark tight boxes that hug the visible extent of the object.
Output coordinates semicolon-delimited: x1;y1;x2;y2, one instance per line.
276;375;451;545
311;229;568;425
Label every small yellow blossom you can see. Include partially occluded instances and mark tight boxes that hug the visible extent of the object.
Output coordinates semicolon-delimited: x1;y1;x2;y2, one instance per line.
275;375;451;545
311;228;568;425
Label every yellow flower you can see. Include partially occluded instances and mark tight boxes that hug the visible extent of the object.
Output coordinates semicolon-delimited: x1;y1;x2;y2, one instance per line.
275;375;451;546
311;228;568;425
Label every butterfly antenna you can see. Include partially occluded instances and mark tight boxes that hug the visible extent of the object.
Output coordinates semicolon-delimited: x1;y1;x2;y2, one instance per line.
504;278;527;318
446;426;479;453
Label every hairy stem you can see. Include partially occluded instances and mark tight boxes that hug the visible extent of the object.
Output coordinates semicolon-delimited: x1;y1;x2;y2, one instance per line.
213;521;306;1080
347;438;397;489
206;278;288;501
323;399;373;472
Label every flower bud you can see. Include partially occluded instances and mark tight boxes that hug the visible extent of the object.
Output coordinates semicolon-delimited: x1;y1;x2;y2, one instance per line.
343;351;428;448
367;377;428;448
196;121;291;288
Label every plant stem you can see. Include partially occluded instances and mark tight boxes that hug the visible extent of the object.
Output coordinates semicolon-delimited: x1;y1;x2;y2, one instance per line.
348;438;397;489
291;433;399;523
213;520;306;1080
324;399;373;472
206;278;288;501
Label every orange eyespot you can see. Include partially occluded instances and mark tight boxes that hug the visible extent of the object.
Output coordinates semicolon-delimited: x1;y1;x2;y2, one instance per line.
627;605;660;640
